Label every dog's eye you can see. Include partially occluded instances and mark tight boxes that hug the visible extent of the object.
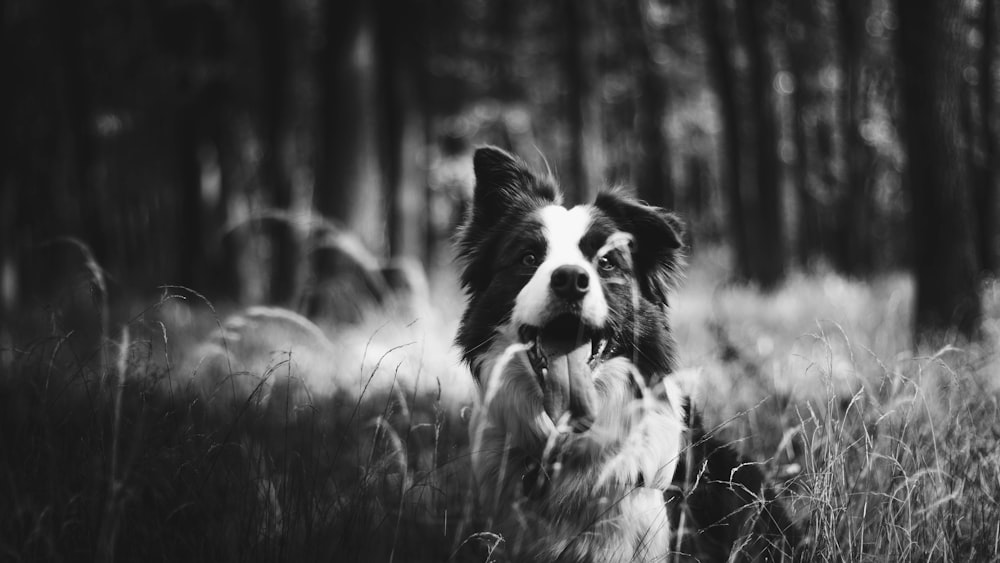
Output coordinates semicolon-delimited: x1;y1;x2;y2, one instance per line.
521;252;539;267
598;256;616;271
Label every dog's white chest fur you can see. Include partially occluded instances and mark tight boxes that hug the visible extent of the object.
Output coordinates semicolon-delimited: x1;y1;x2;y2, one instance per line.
470;354;686;562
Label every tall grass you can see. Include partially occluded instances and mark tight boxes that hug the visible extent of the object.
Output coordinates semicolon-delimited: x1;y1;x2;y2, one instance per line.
1;248;998;561
673;249;1000;561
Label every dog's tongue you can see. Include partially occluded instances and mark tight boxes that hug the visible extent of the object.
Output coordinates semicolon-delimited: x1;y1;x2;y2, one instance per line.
539;335;596;432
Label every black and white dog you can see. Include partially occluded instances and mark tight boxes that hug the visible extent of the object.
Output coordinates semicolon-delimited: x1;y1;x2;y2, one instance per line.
455;146;797;562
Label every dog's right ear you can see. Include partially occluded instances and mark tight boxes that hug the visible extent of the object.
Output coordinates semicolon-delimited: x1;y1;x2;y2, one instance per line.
456;147;559;292
594;190;686;305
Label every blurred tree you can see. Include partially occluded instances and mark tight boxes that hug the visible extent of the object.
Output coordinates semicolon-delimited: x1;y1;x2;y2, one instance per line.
898;0;982;340
976;0;998;274
305;0;388;320
561;0;602;205
378;0;429;261
0;0;11;317
255;0;306;305
489;0;524;106
316;1;384;255
703;0;752;281
54;0;104;267
163;0;242;300
6;0;997;328
626;0;674;210
836;0;877;275
174;25;212;299
741;0;785;288
784;0;826;267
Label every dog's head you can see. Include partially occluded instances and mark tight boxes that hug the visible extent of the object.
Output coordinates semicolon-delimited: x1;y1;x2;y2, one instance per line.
455;146;685;422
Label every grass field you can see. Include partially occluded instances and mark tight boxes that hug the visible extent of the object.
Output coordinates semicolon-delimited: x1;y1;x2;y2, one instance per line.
2;248;999;562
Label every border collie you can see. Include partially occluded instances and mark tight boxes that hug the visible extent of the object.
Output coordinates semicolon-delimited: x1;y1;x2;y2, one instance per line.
455;147;798;562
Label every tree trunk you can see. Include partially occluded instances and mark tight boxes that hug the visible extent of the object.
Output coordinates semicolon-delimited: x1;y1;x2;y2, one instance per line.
210;113;245;303
627;0;674;210
742;0;784;288
786;0;818;267
898;0;982;341
0;0;12;317
977;0;998;274
703;0;751;281
307;0;385;319
176;97;206;293
55;0;104;265
316;1;384;257
257;0;304;306
378;0;428;261
836;0;875;275
561;0;602;206
491;0;523;104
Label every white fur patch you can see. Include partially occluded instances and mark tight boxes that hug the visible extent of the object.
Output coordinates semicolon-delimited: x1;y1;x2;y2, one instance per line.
512;205;608;329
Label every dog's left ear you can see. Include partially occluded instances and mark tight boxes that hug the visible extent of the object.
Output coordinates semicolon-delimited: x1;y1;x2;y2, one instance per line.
594;190;686;303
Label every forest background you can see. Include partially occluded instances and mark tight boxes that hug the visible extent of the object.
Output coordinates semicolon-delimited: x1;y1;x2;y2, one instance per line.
2;0;1000;561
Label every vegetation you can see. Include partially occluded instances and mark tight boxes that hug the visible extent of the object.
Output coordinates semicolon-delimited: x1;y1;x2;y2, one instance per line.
2;250;998;561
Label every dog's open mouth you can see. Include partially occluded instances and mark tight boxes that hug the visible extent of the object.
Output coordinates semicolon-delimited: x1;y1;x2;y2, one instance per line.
517;314;609;377
517;313;608;431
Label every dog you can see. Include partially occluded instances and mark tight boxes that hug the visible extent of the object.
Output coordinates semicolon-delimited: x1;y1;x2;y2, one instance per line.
454;146;798;562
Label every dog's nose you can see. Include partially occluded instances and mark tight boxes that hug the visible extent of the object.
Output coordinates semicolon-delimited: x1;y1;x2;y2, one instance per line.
550;265;590;300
